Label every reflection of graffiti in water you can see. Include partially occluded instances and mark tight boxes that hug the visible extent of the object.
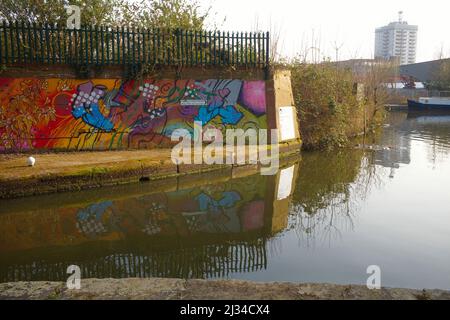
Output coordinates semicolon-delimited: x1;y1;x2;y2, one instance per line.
196;191;242;213
76;201;113;238
0;171;291;282
71;188;262;238
142;202;165;236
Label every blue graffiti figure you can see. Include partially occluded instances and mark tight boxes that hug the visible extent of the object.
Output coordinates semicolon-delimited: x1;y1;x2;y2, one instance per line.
72;103;114;132
71;84;114;132
196;191;241;214
195;88;243;126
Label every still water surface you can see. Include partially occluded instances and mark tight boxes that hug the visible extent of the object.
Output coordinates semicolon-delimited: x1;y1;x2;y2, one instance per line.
1;111;450;289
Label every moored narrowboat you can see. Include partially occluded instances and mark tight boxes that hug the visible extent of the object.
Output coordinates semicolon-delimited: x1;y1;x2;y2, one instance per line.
408;97;450;110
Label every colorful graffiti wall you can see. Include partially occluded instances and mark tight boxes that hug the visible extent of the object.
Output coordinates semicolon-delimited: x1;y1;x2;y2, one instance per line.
0;78;267;151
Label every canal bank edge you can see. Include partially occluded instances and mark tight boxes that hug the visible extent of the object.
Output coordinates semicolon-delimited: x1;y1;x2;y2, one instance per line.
1;278;449;300
0;143;301;199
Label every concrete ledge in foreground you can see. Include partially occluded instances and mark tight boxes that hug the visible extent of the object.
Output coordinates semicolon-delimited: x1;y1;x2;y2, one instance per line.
1;278;449;300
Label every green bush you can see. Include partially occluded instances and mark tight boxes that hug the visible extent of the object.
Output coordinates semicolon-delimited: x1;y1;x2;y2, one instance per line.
289;61;382;150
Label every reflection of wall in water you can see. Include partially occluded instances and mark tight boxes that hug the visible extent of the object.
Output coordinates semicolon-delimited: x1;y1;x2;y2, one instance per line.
0;164;299;282
0;242;269;282
0;175;268;252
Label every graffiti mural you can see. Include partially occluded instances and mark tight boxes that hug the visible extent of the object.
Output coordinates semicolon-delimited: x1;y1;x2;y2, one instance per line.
0;78;267;151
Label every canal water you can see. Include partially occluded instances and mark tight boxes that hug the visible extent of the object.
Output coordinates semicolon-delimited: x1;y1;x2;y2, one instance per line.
1;111;450;290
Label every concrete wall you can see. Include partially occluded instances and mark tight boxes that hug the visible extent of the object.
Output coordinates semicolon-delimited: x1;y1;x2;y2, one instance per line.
0;67;300;152
266;69;301;144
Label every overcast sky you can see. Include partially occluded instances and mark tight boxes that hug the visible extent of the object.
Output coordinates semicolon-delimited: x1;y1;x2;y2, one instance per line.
200;0;450;62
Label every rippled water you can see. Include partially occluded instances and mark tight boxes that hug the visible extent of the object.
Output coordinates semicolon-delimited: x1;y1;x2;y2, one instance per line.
1;111;450;289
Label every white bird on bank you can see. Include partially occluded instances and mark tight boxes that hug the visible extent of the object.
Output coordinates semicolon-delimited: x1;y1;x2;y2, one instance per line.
27;156;36;167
